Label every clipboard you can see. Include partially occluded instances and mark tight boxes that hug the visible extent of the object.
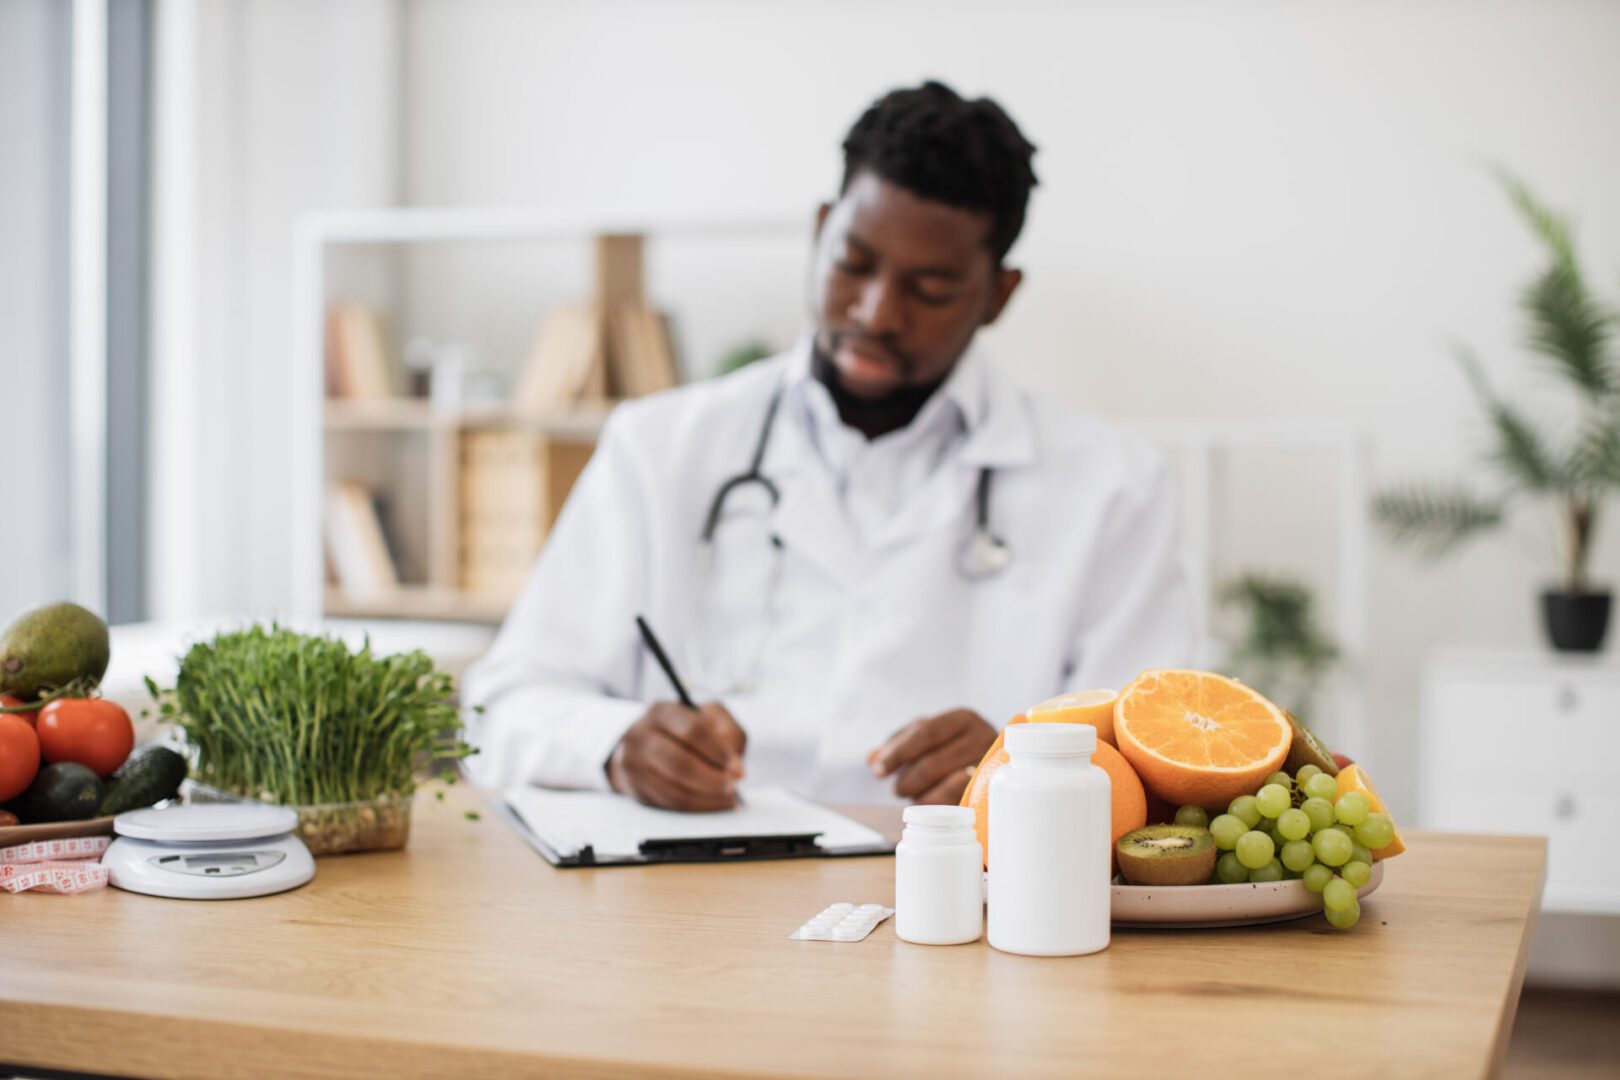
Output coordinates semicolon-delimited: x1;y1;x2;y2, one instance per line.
501;784;896;867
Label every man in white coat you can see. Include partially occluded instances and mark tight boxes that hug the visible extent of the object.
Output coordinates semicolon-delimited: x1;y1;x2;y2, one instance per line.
464;81;1192;810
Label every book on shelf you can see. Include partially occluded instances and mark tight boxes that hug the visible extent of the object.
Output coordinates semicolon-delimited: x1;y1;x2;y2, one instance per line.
609;303;678;398
512;303;604;415
325;303;395;400
457;430;594;597
513;301;677;415
324;481;399;599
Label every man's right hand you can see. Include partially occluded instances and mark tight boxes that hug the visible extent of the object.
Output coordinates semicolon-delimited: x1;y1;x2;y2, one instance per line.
606;701;747;812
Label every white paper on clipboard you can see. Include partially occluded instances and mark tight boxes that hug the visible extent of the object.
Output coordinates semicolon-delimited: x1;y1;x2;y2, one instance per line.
502;784;894;866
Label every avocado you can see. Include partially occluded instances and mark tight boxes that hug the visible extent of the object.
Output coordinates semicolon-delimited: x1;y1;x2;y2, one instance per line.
99;745;188;816
10;762;105;823
0;602;111;698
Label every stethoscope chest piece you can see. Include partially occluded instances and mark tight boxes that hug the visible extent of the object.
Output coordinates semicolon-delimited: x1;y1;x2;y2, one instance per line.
959;528;1012;579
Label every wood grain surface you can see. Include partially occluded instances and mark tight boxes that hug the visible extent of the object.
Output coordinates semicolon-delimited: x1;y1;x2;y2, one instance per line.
0;792;1545;1079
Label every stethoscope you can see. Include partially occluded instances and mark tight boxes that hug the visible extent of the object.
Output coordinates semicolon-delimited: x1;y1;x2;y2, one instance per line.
700;385;1013;578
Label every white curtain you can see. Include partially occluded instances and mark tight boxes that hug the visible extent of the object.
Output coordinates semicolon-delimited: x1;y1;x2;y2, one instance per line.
147;0;401;622
0;0;75;616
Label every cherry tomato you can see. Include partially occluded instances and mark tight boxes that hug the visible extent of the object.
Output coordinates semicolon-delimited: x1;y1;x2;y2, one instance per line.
0;694;39;729
37;698;135;777
0;714;41;803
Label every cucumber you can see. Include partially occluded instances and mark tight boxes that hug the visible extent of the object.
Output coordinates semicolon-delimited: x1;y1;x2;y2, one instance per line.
11;762;105;823
99;745;188;816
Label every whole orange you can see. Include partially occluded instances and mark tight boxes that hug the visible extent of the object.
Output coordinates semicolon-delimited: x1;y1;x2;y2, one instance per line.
961;714;1147;870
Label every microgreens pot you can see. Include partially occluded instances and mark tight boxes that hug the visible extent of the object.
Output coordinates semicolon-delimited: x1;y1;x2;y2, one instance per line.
185;781;412;857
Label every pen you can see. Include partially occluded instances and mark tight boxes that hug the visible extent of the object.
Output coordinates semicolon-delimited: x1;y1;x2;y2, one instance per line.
635;614;698;711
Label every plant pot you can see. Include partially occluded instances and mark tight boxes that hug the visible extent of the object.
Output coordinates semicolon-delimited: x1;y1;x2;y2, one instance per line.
1541;590;1612;653
185;783;414;856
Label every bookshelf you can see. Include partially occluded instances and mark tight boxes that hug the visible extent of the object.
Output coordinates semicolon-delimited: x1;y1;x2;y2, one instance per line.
293;207;804;623
323;400;613;438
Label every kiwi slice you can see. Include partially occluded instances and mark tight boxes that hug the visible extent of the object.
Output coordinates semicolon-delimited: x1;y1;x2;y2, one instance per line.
1283;710;1339;777
1116;824;1217;886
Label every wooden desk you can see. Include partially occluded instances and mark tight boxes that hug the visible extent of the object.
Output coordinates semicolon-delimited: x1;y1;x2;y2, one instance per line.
2;793;1545;1079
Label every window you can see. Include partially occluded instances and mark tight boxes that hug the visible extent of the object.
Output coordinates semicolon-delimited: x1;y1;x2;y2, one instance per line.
0;0;151;624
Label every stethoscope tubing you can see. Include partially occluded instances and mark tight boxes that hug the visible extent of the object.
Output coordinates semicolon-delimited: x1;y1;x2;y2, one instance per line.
700;381;1010;576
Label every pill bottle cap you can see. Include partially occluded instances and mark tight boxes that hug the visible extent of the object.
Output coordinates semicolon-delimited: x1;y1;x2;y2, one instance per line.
902;805;975;829
1004;721;1096;757
899;804;979;848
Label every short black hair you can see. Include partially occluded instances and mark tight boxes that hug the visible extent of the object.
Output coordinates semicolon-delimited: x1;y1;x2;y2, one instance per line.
840;81;1039;262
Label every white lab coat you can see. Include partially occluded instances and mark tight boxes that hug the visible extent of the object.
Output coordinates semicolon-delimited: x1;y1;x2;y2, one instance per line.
463;341;1193;803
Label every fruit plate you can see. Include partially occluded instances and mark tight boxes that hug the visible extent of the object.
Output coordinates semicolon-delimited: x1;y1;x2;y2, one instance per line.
0;817;117;848
1110;861;1384;928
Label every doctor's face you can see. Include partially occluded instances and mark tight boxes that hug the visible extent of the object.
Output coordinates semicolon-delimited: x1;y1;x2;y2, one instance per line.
811;170;1022;400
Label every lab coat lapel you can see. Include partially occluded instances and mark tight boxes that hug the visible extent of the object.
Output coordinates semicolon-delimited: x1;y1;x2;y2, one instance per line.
872;353;1038;552
957;355;1037;472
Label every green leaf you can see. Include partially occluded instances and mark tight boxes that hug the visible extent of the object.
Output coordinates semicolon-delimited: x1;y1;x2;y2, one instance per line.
1494;169;1616;397
1522;265;1615;396
1372;485;1505;558
1567;412;1620;488
1495;166;1577;266
1219;574;1339;670
150;623;471;807
1454;346;1561;490
717;339;776;376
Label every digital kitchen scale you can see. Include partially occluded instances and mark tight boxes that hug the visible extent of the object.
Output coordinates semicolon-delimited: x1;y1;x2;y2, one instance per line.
103;804;316;900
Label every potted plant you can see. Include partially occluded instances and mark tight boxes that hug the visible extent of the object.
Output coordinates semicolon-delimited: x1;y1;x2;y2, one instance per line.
717;338;776;376
1374;172;1620;652
146;625;474;854
1220;573;1339;721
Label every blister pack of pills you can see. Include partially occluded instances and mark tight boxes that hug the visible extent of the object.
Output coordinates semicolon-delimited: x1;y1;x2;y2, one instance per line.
790;902;894;942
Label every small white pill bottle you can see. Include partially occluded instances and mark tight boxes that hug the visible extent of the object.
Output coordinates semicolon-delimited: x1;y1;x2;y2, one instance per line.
987;722;1111;957
894;805;984;945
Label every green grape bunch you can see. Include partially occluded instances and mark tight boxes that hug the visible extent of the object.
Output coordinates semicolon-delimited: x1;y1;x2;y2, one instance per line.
1181;761;1386;930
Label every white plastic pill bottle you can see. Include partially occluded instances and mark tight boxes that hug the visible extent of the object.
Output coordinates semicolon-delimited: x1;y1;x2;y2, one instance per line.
894;805;983;945
987;722;1111;956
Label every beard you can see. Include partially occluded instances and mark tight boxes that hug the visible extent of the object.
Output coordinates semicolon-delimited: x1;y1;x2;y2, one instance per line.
810;340;949;436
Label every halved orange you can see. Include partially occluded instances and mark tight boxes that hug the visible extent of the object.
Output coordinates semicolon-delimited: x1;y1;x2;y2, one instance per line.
1335;763;1406;860
1113;669;1291;810
960;709;1147;870
1027;689;1118;745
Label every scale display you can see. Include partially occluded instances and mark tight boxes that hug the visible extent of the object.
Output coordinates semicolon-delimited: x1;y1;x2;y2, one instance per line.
152;851;287;877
